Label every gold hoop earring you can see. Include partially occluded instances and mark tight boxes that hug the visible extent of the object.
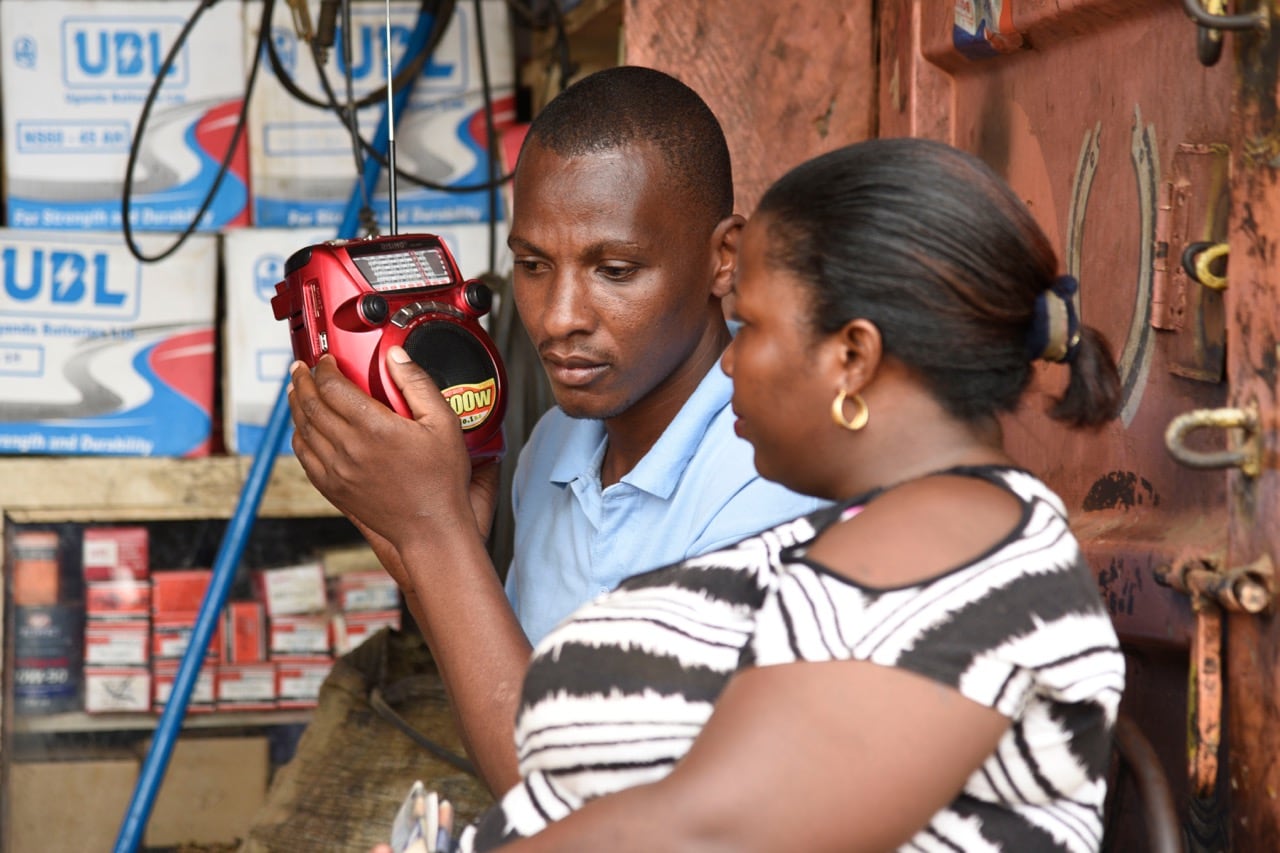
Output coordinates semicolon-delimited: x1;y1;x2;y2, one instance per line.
830;389;869;432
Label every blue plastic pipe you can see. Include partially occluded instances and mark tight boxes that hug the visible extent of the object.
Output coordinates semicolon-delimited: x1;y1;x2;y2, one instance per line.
111;8;437;851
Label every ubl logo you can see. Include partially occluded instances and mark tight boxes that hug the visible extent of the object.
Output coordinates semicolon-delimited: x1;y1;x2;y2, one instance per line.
2;248;132;312
335;20;458;85
63;19;187;87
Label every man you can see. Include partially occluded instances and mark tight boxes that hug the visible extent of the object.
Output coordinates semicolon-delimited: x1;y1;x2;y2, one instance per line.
286;66;824;797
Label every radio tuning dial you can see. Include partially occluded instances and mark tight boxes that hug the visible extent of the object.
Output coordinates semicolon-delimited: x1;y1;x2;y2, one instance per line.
358;293;389;326
465;281;493;315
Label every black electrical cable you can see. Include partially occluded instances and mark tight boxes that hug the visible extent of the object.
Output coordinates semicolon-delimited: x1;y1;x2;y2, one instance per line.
473;0;500;271
121;0;271;264
336;0;375;231
301;0;518;195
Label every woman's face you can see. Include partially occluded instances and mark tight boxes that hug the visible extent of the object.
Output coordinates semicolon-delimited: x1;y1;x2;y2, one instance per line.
721;216;840;496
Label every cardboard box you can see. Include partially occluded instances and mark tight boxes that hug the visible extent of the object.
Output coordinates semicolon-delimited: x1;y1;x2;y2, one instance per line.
244;0;515;229
254;561;327;616
84;666;151;713
0;230;217;456
224;599;267;663
84;618;150;666
151;568;212;614
333;609;400;655
8;756;140;853
11;529;60;605
152;613;220;661
269;612;331;657
83;525;149;582
330;569;402;612
216;661;276;710
275;656;332;708
141;735;271;848
153;658;216;711
86;579;151;618
220;224;511;455
0;0;248;232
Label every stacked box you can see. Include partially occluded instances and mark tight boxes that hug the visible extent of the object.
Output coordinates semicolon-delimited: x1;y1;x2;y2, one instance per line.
82;526;150;714
0;230;217;457
255;562;332;707
244;0;515;230
149;568;217;712
0;0;249;232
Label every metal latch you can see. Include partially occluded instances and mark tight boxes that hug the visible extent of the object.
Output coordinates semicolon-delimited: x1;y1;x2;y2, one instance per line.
1164;404;1260;477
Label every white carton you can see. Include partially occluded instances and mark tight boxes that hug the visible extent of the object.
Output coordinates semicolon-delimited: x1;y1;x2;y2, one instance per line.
0;230;217;456
245;0;515;229
222;224;511;455
0;0;249;232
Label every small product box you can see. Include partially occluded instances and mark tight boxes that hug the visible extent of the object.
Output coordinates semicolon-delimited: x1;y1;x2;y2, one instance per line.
0;230;217;457
152;615;220;662
0;0;249;232
223;600;267;664
220;224;512;456
84;619;150;666
329;570;401;612
244;0;515;229
333;609;401;655
86;580;151;619
83;526;149;582
216;662;276;710
269;613;332;658
151;569;212;615
85;666;152;713
153;659;216;712
254;562;327;617
11;530;60;606
275;656;333;709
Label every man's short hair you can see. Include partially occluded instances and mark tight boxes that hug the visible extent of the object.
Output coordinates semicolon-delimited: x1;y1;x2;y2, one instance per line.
523;66;734;224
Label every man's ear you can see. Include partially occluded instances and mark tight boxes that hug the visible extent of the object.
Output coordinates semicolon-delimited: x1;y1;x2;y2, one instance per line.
709;214;746;300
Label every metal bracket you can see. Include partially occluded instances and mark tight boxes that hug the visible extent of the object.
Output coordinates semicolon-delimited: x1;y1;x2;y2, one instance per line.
1165;403;1260;477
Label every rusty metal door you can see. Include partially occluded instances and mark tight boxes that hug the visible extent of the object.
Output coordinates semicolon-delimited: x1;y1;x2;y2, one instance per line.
880;0;1279;848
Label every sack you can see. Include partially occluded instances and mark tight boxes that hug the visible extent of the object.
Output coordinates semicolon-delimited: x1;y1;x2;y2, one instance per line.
239;628;495;853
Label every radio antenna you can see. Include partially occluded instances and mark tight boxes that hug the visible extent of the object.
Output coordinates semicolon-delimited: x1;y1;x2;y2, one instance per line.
384;0;399;235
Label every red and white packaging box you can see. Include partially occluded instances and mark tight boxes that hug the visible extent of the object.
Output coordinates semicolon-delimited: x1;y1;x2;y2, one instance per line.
269;613;331;658
275;657;332;709
223;601;267;664
84;619;150;666
86;580;151;619
254;562;327;617
85;667;151;714
153;660;216;712
151;615;221;662
216;662;276;711
151;569;212;614
332;610;401;656
329;571;401;612
82;526;149;583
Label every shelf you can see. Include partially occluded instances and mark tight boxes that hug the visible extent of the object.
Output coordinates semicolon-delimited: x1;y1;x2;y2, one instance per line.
0;454;340;523
13;708;313;735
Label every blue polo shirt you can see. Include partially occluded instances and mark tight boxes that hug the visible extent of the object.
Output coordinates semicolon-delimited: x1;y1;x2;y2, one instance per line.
505;362;828;645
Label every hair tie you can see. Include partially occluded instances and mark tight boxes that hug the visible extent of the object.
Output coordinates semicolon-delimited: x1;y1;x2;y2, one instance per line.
1026;275;1081;363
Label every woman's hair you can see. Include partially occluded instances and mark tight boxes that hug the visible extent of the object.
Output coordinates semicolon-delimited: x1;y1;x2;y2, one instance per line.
757;137;1121;429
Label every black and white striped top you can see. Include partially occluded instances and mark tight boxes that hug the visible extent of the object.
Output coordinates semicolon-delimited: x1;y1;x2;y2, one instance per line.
469;466;1125;851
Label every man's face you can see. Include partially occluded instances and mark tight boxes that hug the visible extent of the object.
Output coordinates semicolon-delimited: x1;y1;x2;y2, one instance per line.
508;141;723;421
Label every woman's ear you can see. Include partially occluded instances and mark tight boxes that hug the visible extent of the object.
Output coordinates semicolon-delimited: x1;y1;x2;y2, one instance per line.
835;318;884;392
710;214;746;300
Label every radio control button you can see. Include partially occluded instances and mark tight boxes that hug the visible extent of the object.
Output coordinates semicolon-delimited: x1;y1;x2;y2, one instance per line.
465;281;493;315
358;294;389;326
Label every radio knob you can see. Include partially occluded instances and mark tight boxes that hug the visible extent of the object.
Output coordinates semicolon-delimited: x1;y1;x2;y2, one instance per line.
358;294;389;326
465;281;493;315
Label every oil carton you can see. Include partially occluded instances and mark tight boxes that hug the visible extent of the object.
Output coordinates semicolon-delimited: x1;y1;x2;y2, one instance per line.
244;0;515;229
0;230;217;456
221;223;511;455
0;0;249;232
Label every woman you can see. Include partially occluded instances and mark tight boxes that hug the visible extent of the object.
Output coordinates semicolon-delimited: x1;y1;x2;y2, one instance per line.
392;137;1125;852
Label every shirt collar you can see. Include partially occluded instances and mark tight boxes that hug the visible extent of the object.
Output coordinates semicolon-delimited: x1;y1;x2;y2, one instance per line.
547;362;733;499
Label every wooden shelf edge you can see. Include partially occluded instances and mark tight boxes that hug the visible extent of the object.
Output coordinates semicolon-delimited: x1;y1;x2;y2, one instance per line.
0;455;341;522
13;708;313;735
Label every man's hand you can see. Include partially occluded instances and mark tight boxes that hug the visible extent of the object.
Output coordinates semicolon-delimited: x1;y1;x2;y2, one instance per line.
287;347;497;553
